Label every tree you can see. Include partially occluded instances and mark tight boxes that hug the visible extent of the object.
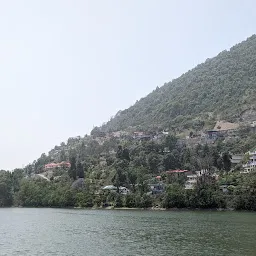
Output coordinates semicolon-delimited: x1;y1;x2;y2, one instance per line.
112;160;128;192
192;177;219;209
127;169;137;192
222;152;232;172
68;157;77;180
125;194;136;208
90;126;101;136
116;145;130;161
59;150;66;162
147;152;161;172
162;183;186;208
137;173;148;196
114;194;123;207
106;156;115;166
11;169;24;193
165;135;177;151
163;153;176;170
116;145;123;159
0;182;12;206
77;162;84;178
122;148;130;161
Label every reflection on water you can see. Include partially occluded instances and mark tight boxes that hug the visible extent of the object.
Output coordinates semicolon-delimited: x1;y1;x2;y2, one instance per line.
0;208;256;256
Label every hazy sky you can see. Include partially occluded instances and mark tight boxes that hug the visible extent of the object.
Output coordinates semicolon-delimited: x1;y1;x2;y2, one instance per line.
0;0;255;170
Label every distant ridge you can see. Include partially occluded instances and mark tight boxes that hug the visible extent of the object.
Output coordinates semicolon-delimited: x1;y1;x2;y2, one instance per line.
99;35;256;133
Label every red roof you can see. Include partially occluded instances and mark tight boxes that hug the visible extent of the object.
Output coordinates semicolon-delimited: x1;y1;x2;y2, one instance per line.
45;162;71;169
166;169;188;174
45;163;58;168
156;176;161;179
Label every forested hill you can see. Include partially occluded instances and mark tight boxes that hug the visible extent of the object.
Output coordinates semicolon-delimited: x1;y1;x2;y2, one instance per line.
2;35;256;210
100;35;256;133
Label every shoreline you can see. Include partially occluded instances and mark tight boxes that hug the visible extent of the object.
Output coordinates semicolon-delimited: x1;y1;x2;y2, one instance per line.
5;206;241;212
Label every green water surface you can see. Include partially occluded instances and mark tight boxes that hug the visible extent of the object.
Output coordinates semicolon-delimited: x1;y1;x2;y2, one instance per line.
0;208;255;256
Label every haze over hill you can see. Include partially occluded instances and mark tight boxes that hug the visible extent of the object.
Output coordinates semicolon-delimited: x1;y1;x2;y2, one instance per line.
1;1;256;170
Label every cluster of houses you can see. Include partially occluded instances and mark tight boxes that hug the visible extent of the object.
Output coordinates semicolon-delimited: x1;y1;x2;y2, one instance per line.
146;168;229;194
165;169;218;190
42;119;256;193
183;120;256;146
231;148;256;174
93;130;169;144
135;169;219;194
129;151;256;194
92;120;256;151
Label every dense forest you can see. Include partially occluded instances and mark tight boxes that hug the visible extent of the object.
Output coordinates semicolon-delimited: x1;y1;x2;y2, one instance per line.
0;35;256;210
100;35;256;133
0;135;256;210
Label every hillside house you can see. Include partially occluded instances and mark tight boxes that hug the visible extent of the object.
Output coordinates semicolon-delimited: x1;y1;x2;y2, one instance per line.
242;148;256;173
148;183;164;194
219;185;228;193
111;131;122;138
119;186;130;195
102;185;130;194
184;169;209;189
146;176;164;194
185;174;197;189
206;130;221;140
133;132;152;141
110;131;129;138
102;185;117;191
206;121;240;140
166;169;189;175
231;154;243;164
214;121;240;131
44;161;71;170
251;121;256;133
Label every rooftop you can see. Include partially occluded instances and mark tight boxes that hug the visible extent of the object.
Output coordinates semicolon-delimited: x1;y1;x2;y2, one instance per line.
166;169;189;174
213;121;239;131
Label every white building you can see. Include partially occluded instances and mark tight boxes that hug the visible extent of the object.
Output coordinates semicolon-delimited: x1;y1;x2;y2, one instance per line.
102;185;130;194
119;186;130;195
195;169;208;176
242;148;256;173
185;174;197;189
231;154;243;164
185;169;212;189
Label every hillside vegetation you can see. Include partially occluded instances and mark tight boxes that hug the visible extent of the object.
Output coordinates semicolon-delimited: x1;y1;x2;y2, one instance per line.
100;35;256;133
1;35;256;211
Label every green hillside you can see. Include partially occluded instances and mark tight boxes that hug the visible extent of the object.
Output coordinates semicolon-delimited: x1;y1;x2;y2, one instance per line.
101;35;256;133
1;35;256;210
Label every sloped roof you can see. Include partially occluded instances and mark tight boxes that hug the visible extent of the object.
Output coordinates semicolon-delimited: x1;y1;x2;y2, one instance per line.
214;121;239;131
166;170;188;174
103;185;117;190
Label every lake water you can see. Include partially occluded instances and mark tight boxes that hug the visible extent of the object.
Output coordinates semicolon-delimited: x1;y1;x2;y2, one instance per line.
0;208;256;256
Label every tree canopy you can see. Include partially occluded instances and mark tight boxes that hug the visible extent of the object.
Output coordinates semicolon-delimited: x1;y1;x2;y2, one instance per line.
100;35;256;132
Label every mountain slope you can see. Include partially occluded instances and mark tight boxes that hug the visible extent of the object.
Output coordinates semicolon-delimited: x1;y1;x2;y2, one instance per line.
100;35;256;133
